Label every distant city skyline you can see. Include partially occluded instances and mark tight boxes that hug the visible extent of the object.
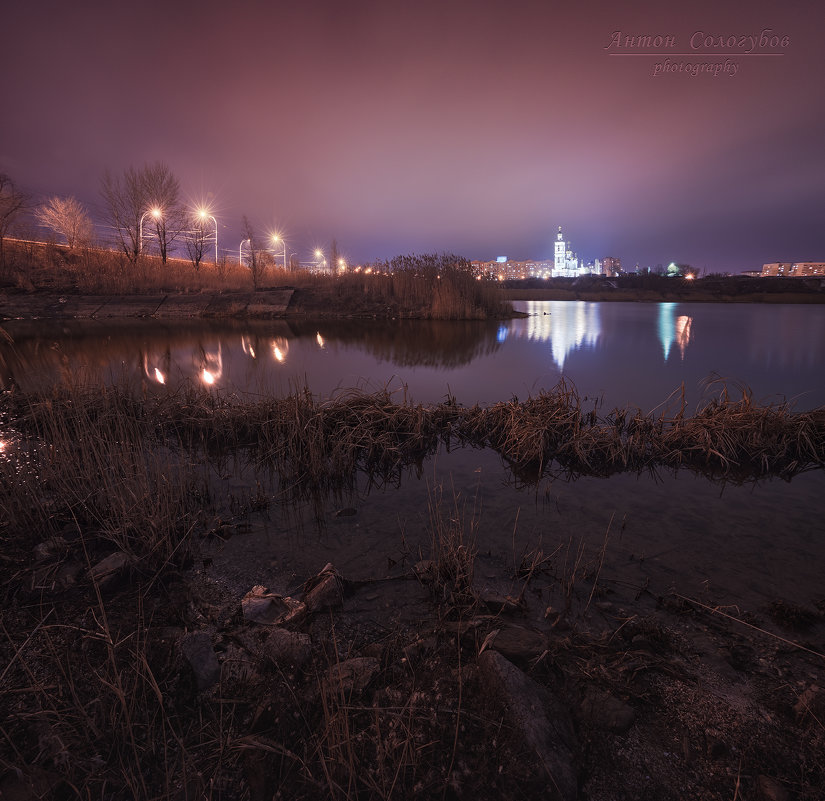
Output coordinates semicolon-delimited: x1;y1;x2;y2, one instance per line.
2;0;823;273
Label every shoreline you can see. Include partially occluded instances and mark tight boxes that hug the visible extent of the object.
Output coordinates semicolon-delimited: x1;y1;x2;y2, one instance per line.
1;285;824;322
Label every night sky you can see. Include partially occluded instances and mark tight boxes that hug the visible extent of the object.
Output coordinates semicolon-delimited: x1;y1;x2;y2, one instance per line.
2;0;823;272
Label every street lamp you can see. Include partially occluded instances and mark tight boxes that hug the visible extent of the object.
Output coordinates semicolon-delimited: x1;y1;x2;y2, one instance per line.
314;250;326;273
139;207;162;253
196;208;218;263
270;234;287;270
239;238;251;267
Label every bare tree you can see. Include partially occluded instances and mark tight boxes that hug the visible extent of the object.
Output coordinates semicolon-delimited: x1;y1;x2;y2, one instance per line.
329;238;340;274
185;212;210;271
100;166;144;265
100;162;183;266
241;216;269;289
141;162;183;264
0;172;27;263
35;196;94;249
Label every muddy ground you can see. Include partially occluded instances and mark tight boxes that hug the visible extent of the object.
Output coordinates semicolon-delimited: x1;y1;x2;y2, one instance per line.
2;523;823;801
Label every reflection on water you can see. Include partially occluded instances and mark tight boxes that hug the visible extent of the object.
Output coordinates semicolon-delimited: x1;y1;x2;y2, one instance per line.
1;302;824;409
658;303;693;361
510;300;602;370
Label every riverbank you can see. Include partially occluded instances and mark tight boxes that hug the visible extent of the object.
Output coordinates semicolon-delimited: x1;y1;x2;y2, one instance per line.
503;275;825;304
1;383;823;799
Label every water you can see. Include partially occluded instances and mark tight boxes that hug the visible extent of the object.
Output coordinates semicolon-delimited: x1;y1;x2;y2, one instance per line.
2;301;824;614
3;301;824;411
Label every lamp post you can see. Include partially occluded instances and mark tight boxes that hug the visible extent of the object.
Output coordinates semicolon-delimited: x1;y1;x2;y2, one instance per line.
314;249;326;273
139;207;162;253
270;234;287;270
239;238;251;267
196;208;218;263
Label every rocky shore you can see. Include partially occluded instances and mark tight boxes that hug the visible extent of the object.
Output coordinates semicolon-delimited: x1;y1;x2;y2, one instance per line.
4;529;823;800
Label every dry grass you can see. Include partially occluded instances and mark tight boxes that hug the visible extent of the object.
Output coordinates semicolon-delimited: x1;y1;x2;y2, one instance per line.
1;242;510;320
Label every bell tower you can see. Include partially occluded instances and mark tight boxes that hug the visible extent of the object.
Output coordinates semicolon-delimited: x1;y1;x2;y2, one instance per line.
554;226;565;276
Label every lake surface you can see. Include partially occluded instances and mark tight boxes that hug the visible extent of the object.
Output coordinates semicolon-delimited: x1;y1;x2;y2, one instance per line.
3;301;825;411
2;301;824;617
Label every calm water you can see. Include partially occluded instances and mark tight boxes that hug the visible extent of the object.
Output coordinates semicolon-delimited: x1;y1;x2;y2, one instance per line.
3;301;825;411
2;301;824;614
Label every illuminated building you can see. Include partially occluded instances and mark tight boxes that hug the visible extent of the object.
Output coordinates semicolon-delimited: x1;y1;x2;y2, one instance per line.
602;256;622;277
762;262;825;276
471;226;608;279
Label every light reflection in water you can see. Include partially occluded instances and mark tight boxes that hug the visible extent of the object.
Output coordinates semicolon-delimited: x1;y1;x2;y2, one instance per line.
271;338;289;363
517;300;602;370
658;303;693;361
197;343;223;386
241;335;257;359
316;332;325;348
142;349;170;385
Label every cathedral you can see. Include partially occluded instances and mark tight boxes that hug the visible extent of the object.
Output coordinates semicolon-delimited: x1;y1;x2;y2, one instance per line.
553;226;581;277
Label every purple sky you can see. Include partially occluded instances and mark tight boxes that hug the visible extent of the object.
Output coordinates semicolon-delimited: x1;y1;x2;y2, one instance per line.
2;0;823;272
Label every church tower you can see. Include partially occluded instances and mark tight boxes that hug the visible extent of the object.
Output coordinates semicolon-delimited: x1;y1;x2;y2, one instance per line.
554;226;566;276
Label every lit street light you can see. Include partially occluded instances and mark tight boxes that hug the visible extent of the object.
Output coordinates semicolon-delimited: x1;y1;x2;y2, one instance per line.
314;249;326;273
270;234;287;270
139;207;162;253
239;238;251;267
196;208;218;263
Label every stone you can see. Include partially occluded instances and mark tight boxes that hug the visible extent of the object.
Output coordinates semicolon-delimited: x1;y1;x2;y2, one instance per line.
413;560;437;583
323;656;380;695
755;775;790;801
302;563;344;612
261;627;313;670
487;624;550;662
0;766;63;801
478;650;577;800
480;591;523;614
794;684;824;721
241;586;306;625
580;689;636;733
88;551;131;587
181;632;221;690
33;536;68;562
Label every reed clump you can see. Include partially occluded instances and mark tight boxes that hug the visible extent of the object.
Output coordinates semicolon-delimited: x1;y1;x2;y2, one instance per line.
3;381;824;523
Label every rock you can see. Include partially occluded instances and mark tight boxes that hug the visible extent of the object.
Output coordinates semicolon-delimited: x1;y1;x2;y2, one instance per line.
478;650;577;800
755;775;790;801
302;563;344;612
580;689;636;733
487;624;550;662
480;591;523;614
794;684;824;721
33;536;68;562
261;627;312;670
0;766;63;801
88;551;131;587
403;635;437;663
414;560;437;583
241;586;306;625
221;642;259;684
56;560;83;588
323;656;380;695
181;632;221;690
